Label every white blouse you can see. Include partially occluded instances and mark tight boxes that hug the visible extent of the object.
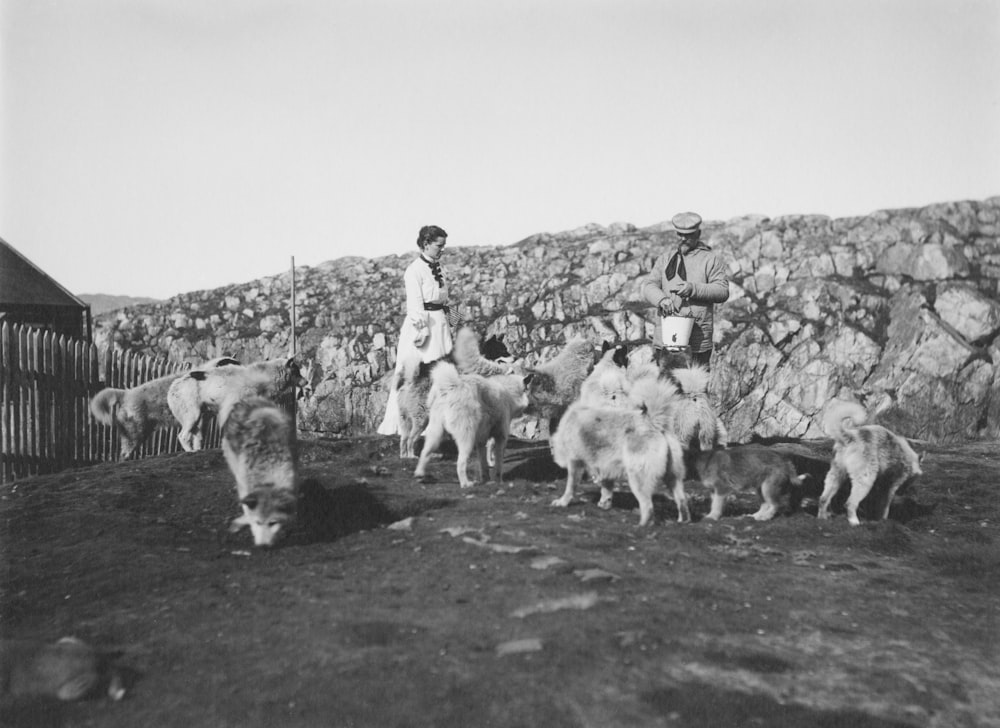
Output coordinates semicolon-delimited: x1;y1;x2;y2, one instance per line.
404;256;449;331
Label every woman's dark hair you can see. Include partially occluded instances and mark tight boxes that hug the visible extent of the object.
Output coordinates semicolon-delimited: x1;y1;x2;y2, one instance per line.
417;225;448;250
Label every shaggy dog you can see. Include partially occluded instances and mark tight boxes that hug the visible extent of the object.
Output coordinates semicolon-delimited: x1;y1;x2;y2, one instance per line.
550;377;689;526
167;357;307;451
576;348;726;461
665;365;729;454
221;395;299;547
412;362;531;488
452;327;516;375
396;357;442;459
396;330;514;459
818;400;922;526
578;343;631;407
523;336;596;433
654;346;695;376
691;444;807;521
89;356;240;459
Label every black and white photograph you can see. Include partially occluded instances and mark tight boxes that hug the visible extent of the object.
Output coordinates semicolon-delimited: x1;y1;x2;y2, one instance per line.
2;1;998;726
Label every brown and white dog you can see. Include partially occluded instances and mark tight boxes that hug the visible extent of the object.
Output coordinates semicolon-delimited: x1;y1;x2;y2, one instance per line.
523;336;596;434
89;356;240;459
167;357;307;452
691;444;807;521
818;400;922;526
221;396;299;547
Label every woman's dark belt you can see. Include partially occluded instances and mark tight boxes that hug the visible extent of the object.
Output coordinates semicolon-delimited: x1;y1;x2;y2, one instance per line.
424;302;448;311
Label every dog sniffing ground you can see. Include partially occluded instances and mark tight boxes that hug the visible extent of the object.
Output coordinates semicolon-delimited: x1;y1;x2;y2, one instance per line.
2;436;998;727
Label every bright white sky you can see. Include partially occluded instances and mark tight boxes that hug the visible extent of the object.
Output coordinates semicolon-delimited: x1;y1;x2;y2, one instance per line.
2;0;998;299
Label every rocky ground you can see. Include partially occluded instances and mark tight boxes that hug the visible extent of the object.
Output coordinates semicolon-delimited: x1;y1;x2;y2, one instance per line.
1;435;998;728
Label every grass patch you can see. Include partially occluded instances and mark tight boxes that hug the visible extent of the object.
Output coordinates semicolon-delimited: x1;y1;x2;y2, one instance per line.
923;540;1000;580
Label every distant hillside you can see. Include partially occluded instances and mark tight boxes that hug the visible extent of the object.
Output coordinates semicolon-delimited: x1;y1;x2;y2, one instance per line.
80;293;161;315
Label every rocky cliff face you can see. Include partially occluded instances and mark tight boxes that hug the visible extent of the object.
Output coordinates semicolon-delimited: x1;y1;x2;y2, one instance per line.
95;198;1000;443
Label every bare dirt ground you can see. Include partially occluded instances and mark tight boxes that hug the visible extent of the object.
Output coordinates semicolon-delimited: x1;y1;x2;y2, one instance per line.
1;434;998;728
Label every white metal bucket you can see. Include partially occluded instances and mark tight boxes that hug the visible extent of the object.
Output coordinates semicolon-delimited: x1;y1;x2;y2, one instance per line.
661;316;694;346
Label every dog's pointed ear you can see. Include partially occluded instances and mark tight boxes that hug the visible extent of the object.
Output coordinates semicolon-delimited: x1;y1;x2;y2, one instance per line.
612;345;629;368
189;370;208;381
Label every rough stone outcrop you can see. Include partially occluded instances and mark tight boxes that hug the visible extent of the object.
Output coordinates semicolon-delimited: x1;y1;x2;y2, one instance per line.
94;197;1000;444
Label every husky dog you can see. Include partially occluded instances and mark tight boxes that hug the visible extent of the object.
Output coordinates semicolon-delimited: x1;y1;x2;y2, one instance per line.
0;637;125;701
452;326;517;377
480;333;514;363
691;444;807;521
396;332;514;459
396;357;441;459
578;343;631;407
221;396;299;546
663;364;728;454
89;356;240;459
413;362;531;488
818;400;922;526
654;346;695;376
550;377;689;526
168;357;307;451
523;336;596;433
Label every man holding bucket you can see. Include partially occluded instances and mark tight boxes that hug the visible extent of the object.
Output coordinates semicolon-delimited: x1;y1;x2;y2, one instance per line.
642;212;729;368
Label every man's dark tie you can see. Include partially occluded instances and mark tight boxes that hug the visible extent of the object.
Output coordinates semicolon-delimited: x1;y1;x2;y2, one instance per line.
665;250;686;281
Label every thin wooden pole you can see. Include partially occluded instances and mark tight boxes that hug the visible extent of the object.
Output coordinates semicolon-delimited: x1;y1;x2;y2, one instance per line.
290;255;297;357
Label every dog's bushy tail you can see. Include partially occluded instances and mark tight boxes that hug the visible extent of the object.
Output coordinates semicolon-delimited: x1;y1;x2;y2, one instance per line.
822;400;869;445
451;327;481;371
89;388;125;425
669;364;711;395
628;377;682;432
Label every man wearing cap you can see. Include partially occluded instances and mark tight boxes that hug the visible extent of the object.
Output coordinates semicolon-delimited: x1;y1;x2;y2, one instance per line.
642;211;729;368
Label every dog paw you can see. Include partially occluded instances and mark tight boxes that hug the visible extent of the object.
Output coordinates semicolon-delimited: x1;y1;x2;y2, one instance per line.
597;498;613;510
550;497;571;508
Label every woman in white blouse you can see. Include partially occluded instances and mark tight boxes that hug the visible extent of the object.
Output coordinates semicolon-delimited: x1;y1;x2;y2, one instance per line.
377;225;453;435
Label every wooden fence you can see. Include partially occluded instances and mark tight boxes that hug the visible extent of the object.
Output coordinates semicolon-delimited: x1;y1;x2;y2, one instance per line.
0;322;220;483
